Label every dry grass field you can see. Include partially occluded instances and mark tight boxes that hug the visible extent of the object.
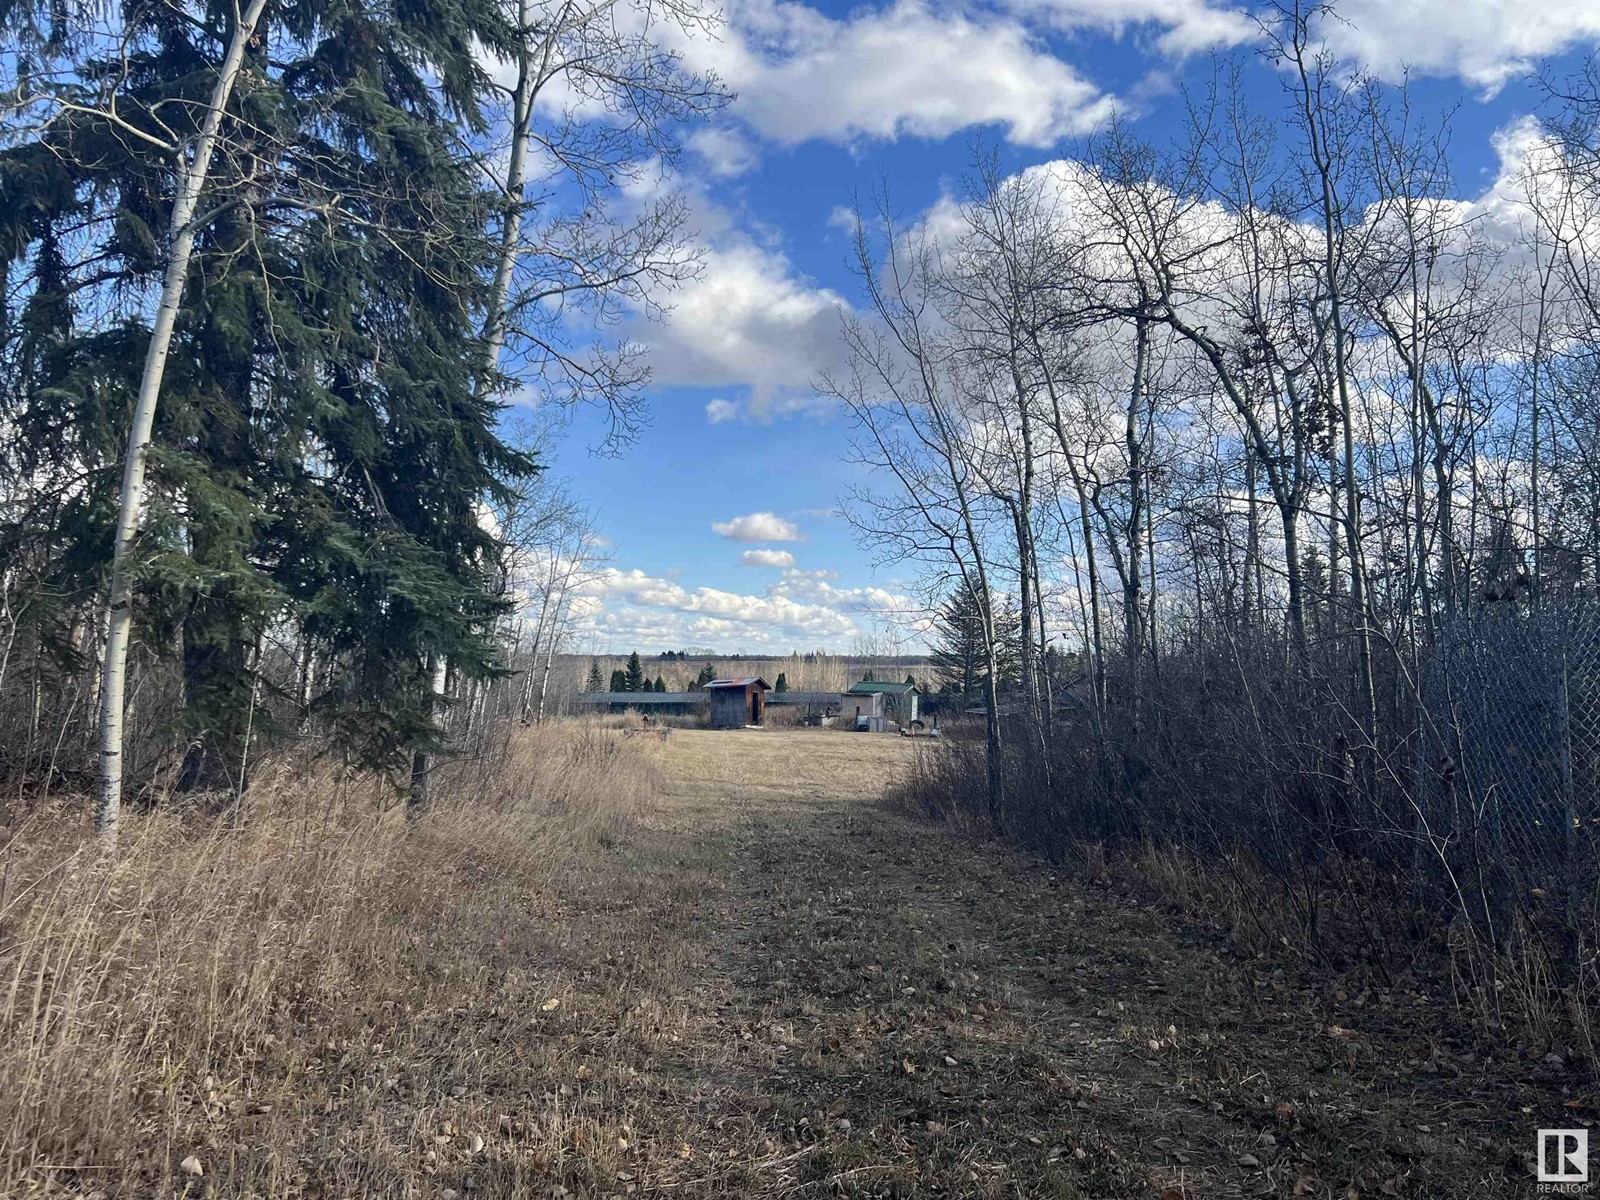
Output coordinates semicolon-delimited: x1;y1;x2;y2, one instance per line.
0;723;1573;1197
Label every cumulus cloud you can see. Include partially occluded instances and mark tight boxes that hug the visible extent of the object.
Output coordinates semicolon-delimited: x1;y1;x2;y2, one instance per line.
621;0;1249;427
778;568;914;614
708;0;1116;147
712;511;806;541
641;232;852;417
572;564;918;650
658;0;1269;155
1006;0;1255;56
1315;0;1600;92
689;127;762;177
626;0;1600;435
578;567;860;645
611;165;851;421
740;548;798;567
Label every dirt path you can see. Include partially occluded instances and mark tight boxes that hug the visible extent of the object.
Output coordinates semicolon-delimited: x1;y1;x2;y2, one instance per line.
460;727;1559;1199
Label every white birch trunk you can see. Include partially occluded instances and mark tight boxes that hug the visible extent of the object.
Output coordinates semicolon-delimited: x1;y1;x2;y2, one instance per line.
409;651;450;814
96;0;272;838
535;593;568;723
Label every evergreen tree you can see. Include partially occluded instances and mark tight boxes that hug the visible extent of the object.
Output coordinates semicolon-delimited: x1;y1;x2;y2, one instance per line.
930;586;1020;706
624;650;645;692
608;669;627;692
774;671;788;693
586;661;604;691
652;675;665;692
0;0;529;803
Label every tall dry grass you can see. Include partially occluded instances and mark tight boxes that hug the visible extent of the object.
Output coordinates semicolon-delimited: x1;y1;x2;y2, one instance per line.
893;723;1600;1061
0;722;658;1196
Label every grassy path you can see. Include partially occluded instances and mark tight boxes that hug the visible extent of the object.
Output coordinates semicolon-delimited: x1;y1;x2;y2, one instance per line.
416;727;1550;1199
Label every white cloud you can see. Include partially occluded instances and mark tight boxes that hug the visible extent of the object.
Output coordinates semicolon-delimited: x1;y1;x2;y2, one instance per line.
740;548;798;567
578;567;859;645
663;0;1269;155
632;0;1600;435
827;205;860;234
572;564;918;650
690;127;761;177
714;0;1117;147
643;233;851;417
615;166;851;421
778;567;914;613
712;511;806;541
1315;0;1600;91
1006;0;1255;56
594;0;1267;166
705;398;740;423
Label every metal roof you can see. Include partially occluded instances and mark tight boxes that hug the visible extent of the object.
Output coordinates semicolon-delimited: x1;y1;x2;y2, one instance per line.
704;677;770;690
844;680;917;695
765;692;841;705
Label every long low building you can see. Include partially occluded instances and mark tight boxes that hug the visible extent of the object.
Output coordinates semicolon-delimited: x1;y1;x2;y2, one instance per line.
578;690;843;709
579;688;846;728
582;691;704;707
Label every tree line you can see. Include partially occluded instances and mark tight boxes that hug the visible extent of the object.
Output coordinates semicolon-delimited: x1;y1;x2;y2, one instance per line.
836;2;1600;1024
0;0;725;832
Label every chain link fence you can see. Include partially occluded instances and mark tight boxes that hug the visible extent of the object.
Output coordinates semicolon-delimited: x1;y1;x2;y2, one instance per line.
1423;605;1600;936
908;602;1600;1033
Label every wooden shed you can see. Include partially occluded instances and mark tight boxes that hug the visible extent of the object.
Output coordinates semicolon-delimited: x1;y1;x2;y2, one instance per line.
704;678;770;729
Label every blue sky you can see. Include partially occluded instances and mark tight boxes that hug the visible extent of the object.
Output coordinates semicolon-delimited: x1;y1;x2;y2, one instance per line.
539;0;1600;654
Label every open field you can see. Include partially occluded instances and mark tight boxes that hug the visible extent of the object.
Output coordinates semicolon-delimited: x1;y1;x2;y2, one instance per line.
3;723;1580;1197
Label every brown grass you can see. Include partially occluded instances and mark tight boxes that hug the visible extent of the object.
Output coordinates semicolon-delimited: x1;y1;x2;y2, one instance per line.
0;723;657;1196
1;722;1572;1198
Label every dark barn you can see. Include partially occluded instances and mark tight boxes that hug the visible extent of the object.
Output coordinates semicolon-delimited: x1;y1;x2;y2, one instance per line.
704;678;769;729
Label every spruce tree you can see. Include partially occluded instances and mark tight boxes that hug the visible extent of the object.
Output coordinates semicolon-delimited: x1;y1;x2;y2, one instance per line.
608;669;627;692
586;661;604;691
774;672;788;693
624;651;645;692
1;0;531;800
930;586;1020;706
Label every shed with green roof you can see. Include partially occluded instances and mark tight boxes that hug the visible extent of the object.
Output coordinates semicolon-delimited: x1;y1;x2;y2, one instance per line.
842;679;919;727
